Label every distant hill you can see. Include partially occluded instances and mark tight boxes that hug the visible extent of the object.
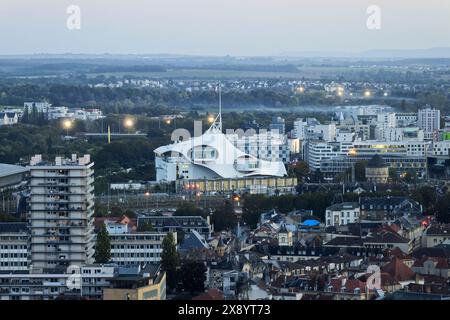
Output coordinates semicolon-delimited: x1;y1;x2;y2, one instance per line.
279;47;450;59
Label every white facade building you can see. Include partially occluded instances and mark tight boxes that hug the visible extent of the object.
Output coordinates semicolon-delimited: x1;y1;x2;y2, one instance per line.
109;232;169;266
24;102;52;113
306;141;353;171
395;113;418;127
375;127;424;142
27;154;95;271
227;130;290;163
432;141;450;156
154;115;287;182
0;223;29;272
0;112;19;126
418;107;441;140
325;203;360;227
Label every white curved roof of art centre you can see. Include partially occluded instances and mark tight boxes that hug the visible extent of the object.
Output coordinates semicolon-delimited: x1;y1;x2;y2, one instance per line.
154;123;287;179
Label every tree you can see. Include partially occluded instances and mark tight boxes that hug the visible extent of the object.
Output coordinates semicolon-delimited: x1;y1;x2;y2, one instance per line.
161;232;179;291
411;186;437;213
137;221;154;232
174;202;205;217
179;261;206;293
354;161;368;182
94;224;111;263
292;161;309;182
388;168;398;182
211;200;237;231
435;194;450;223
403;169;417;184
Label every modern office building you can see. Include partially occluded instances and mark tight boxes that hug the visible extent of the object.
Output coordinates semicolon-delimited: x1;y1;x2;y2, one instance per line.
418;107;441;140
227;130;290;163
27;154;95;272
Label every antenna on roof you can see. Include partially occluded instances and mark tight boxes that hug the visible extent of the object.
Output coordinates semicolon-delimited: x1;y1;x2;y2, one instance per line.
207;82;223;133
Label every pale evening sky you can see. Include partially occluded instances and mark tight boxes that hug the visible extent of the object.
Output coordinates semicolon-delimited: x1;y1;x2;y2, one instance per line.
0;0;449;56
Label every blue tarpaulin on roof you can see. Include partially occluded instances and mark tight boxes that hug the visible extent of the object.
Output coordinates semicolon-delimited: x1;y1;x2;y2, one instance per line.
301;220;320;227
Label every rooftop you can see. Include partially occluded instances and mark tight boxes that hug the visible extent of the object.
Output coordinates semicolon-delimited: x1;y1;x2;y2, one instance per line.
0;222;28;234
0;163;28;178
327;202;359;211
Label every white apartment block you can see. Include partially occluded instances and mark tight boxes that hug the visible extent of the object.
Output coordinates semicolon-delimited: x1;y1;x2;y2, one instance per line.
109;232;168;266
0;223;29;272
395;113;418;127
377;113;397;129
23;103;104;121
325;203;360;227
293;119;337;142
293;119;307;140
306;124;337;142
104;219;170;266
418;107;440;140
27;154;95;271
24;102;52;113
306;141;353;171
0;265;115;300
432;141;450;156
227;130;290;163
337;124;371;141
375;127;424;142
351;140;431;157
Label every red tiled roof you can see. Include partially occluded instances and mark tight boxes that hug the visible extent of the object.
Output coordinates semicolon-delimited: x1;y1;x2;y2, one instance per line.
381;258;416;282
389;247;412;260
193;288;224;300
413;257;449;269
328;277;367;293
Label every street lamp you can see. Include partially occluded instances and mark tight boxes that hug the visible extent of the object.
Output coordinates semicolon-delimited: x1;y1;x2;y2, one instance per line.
124;118;134;133
144;191;150;212
63;119;72;136
364;90;371;97
208;115;215;124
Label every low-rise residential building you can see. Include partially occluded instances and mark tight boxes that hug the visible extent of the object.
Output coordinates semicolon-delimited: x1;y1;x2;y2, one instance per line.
103;264;166;300
0;264;115;300
0;223;29;272
325;203;360;227
0;112;19;126
423;224;450;248
137;215;211;239
412;257;450;278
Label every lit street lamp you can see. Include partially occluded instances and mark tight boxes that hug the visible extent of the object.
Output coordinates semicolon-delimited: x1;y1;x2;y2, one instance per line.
144;191;150;211
63;119;72;136
124;118;134;133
